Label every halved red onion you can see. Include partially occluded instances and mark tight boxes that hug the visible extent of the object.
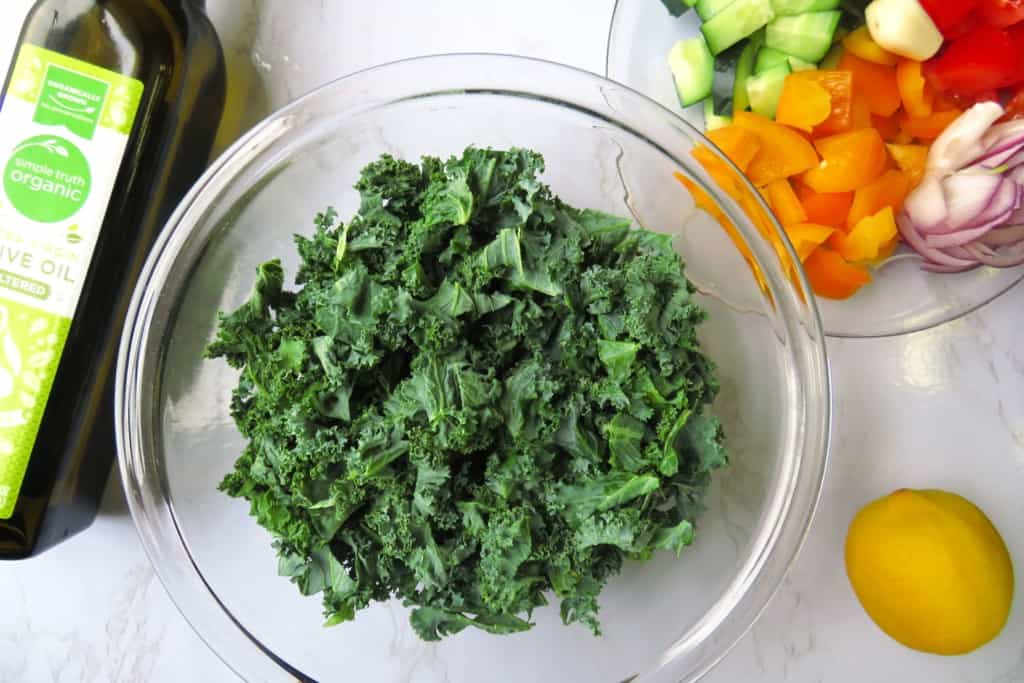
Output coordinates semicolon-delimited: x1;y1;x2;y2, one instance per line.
980;224;1024;247
928;102;1005;173
1006;208;1024;225
898;102;1024;272
950;177;1019;232
897;214;979;269
923;211;1009;248
964;241;1024;268
902;175;947;232
941;246;976;260
966;134;1024;169
981;119;1024;151
917;173;1006;234
998;147;1024;170
921;261;982;273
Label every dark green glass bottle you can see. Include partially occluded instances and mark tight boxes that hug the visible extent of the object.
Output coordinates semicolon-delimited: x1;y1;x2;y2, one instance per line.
0;0;225;558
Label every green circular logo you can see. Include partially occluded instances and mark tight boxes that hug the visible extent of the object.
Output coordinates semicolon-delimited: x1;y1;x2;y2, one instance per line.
3;135;91;223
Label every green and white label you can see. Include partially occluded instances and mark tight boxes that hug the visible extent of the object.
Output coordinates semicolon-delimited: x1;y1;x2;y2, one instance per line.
0;45;142;518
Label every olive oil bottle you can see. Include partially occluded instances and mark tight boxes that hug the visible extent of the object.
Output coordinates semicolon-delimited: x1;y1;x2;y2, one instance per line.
0;0;225;558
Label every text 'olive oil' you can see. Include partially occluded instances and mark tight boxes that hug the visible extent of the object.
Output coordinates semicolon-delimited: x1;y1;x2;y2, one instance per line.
0;0;225;558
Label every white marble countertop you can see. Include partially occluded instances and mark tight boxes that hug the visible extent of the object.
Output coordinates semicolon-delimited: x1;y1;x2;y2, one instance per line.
1;1;1023;681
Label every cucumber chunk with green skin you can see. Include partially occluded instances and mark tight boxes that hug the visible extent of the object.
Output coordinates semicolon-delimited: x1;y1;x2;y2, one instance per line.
770;0;839;15
696;0;736;22
756;47;817;73
819;43;843;69
764;11;841;63
703;99;733;130
755;47;790;73
659;0;695;16
788;56;817;71
746;62;791;119
668;36;715;107
702;0;776;55
733;33;764;112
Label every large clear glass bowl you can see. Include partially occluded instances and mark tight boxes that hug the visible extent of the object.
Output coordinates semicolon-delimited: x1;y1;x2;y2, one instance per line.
116;54;830;683
606;0;1024;338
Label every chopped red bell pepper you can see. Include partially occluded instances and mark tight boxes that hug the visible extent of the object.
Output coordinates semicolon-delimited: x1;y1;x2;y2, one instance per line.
976;0;1024;28
944;10;983;39
919;0;981;35
947;89;1001;110
1008;19;1024;45
923;24;1023;95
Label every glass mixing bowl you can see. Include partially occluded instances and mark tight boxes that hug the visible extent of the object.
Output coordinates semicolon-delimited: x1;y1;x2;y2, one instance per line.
606;0;1024;338
116;54;830;683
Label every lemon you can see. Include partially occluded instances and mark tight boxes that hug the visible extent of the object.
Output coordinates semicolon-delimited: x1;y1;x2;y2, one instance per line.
845;489;1014;655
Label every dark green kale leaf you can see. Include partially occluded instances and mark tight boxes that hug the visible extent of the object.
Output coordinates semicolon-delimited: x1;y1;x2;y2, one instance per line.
206;147;727;641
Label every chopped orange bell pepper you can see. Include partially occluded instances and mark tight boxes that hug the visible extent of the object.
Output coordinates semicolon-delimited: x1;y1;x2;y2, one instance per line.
796;183;854;227
892;129;914;145
895;59;935;118
802;128;887;193
706;126;762;173
776;76;833;133
839;52;902;117
832;206;899;262
901;109;962;141
850;87;874;130
765;178;809;226
786;223;835;261
803;247;872;299
732;111;820;187
886;143;929;185
871;113;902;142
843;26;899;66
788;70;854;136
847;169;912;227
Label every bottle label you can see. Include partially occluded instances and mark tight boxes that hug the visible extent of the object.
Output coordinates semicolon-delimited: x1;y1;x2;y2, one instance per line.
0;45;143;519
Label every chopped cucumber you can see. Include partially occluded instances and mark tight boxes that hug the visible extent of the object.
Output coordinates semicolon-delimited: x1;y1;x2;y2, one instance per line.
696;0;736;22
703;99;733;130
788;56;817;71
764;10;841;63
746;63;791;119
819;43;843;69
668;36;715;107
756;47;816;74
755;47;790;73
701;0;776;55
770;0;839;15
659;0;695;17
733;32;763;112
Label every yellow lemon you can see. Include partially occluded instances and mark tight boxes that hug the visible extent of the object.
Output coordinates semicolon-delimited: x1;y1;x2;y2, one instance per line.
845;489;1014;655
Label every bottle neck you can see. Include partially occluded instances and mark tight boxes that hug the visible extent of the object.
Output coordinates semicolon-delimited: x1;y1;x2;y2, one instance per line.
163;0;206;11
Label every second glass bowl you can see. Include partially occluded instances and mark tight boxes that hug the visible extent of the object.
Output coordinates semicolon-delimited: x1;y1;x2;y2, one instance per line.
606;0;1024;337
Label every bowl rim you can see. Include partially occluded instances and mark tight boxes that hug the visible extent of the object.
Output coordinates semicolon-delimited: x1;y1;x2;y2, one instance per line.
604;0;1024;339
115;51;831;683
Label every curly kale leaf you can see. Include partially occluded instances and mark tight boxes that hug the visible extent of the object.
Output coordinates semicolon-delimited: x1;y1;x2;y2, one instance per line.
206;147;727;641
